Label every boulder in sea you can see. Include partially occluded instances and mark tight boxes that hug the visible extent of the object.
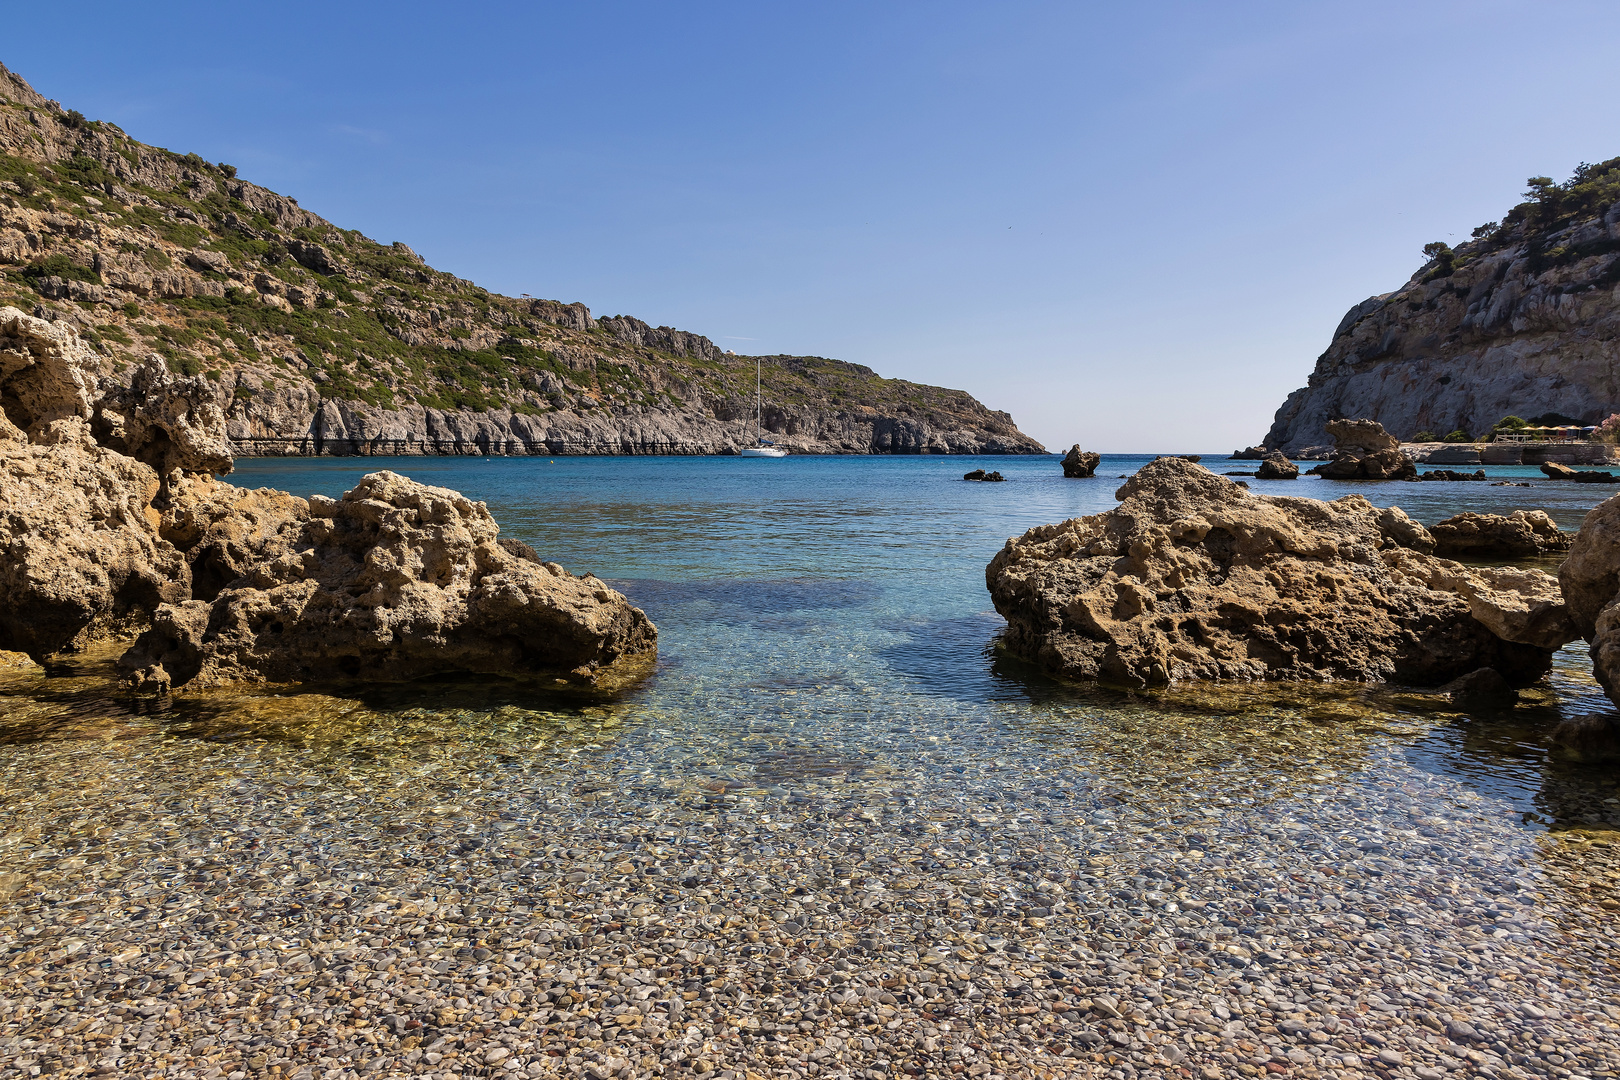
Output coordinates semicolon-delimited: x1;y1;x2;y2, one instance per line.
1254;451;1298;480
1311;419;1416;481
964;469;1006;482
985;458;1574;688
1230;446;1267;460
1430;510;1569;560
118;471;658;691
1541;461;1620;482
1061;446;1100;478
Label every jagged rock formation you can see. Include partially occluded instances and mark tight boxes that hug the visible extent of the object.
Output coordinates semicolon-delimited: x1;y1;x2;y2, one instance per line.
0;307;190;656
0;62;1042;457
1309;419;1416;481
1061;446;1100;477
1430;510;1570;559
118;472;656;691
1254;451;1298;480
0;306;657;685
985;458;1574;689
1267;160;1620;452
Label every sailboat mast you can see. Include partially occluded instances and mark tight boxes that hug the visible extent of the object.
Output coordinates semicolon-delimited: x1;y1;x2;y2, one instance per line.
756;358;762;441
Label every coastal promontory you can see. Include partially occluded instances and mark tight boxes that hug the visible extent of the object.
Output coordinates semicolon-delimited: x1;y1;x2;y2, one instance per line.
0;62;1042;457
1266;160;1620;452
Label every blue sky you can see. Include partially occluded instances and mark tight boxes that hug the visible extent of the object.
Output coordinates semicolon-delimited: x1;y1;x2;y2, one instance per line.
10;1;1620;451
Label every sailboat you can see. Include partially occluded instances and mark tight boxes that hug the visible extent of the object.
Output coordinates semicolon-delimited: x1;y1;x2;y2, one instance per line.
740;357;789;457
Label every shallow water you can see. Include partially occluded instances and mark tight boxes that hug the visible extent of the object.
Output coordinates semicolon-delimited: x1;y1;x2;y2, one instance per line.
3;454;1619;1079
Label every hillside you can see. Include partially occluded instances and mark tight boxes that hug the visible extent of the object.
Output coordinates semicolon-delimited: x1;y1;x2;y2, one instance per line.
1266;159;1620;452
0;62;1043;456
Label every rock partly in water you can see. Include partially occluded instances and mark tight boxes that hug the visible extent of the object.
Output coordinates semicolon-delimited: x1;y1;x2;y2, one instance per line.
1549;714;1620;762
1559;494;1620;706
1542;461;1620;483
1420;469;1488;482
1311;419;1417;481
1061;446;1101;478
985;458;1574;689
1430;510;1570;559
1254;451;1299;480
1230;446;1267;460
1440;667;1518;709
963;469;1006;482
118;471;658;691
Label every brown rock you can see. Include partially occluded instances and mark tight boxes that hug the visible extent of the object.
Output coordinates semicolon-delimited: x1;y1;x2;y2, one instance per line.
158;476;310;600
1439;667;1517;708
1230;446;1267;460
1429;510;1570;559
985;458;1573;689
0;439;189;659
1254;451;1298;480
93;354;234;481
1325;418;1400;453
1550;714;1620;762
118;471;657;690
1542;462;1578;479
1062;446;1101;478
0;305;103;439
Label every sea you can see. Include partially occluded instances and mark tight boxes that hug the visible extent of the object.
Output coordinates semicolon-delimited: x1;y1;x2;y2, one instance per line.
3;453;1619;1077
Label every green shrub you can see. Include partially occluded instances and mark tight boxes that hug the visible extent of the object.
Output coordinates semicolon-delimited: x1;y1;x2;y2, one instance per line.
20;253;101;288
1441;430;1473;443
1493;415;1528;430
121;300;140;319
1412;430;1439;442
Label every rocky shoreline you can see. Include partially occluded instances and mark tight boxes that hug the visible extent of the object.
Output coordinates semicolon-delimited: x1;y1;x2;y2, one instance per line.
0;306;655;686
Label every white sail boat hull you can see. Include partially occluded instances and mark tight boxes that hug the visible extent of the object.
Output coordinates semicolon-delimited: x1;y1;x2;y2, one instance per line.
742;357;789;457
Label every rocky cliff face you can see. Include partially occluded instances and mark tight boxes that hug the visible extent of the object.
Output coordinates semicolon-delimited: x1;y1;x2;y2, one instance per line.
1266;161;1620;452
0;62;1043;457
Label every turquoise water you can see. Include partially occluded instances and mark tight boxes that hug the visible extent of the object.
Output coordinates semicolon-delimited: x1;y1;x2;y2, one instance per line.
5;453;1620;1080
213;452;1619;825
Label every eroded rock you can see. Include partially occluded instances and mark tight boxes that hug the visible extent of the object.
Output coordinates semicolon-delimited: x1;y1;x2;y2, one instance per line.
1430;510;1570;559
118;471;657;690
1255;451;1298;480
94;354;234;481
1312;419;1416;481
985;458;1573;689
1062;446;1100;478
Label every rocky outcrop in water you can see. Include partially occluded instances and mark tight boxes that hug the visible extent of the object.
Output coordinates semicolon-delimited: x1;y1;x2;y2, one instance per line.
0;308;658;683
0;62;1042;458
1265;160;1620;452
118;471;656;691
1255;452;1298;480
1310;419;1416;481
1062;446;1100;477
986;458;1574;689
1430;510;1570;559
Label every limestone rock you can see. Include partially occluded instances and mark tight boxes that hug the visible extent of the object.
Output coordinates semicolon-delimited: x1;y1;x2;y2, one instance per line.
985;458;1572;689
118;471;657;690
1430;510;1569;559
94;354;234;479
1265;166;1620;451
1440;668;1517;708
1230;446;1266;460
0;305;103;438
1542;462;1577;479
1062;446;1100;478
1325;419;1400;453
158;476;310;601
1311;419;1416;480
0;440;189;659
1254;452;1298;480
1558;494;1620;705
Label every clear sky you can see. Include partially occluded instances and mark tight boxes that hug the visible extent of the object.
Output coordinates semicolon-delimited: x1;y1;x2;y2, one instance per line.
9;1;1620;452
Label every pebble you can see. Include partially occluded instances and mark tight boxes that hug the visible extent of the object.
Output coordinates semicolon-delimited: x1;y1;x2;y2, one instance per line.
0;645;1618;1080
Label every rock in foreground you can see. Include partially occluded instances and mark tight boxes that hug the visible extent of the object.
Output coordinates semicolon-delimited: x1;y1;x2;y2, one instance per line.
986;458;1573;688
119;471;656;691
1431;510;1570;559
1061;446;1100;477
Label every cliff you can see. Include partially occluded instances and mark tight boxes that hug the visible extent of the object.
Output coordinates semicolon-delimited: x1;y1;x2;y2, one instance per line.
1266;159;1620;453
0;62;1043;457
